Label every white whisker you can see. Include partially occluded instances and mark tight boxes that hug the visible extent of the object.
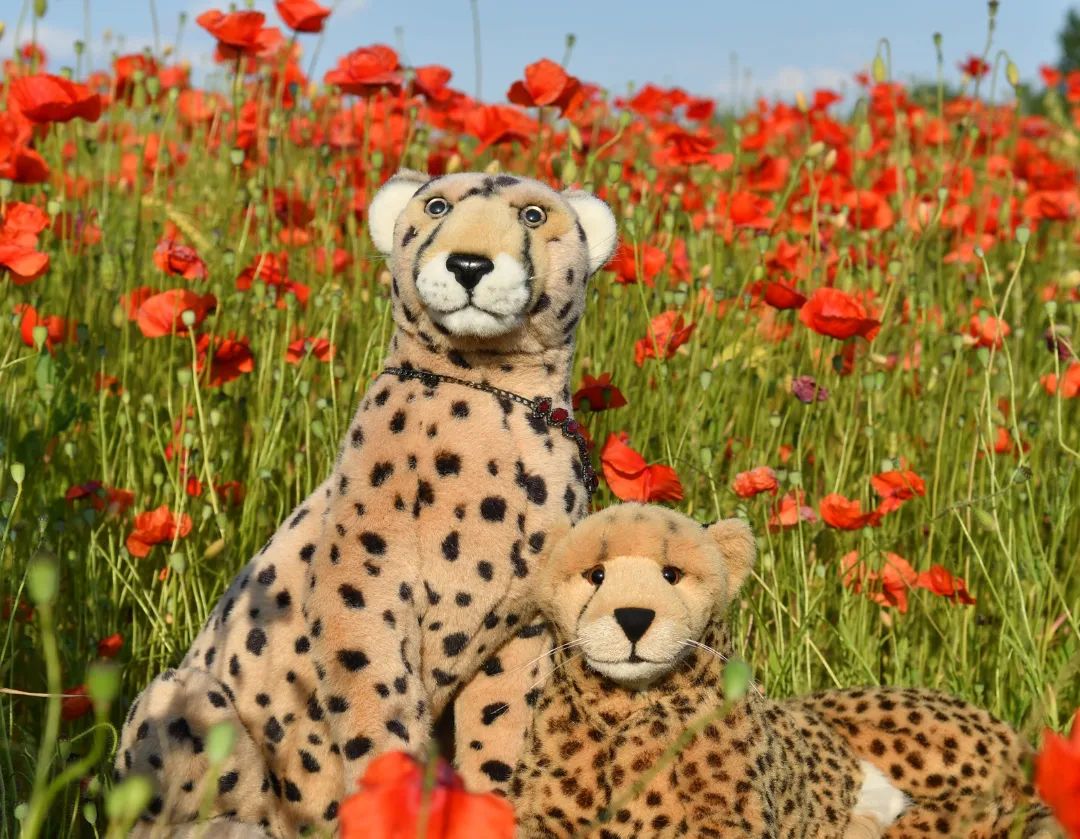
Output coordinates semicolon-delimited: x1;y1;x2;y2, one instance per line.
489;652;583;717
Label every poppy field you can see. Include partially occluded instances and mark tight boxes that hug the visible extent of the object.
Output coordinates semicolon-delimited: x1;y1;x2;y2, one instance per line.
2;1;1080;836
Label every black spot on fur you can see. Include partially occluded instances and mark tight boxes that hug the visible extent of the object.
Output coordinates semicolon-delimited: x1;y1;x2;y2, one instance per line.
343;737;372;760
360;532;386;554
443;633;468;656
451;401;469;418
480;496;507;522
339;584;365;609
299;543;316;563
481;760;513;782
256;565;276;586
435;453;461;476
441;531;460;561
337;649;370;671
482;703;509;725
370;462;394;487
246;628;267;656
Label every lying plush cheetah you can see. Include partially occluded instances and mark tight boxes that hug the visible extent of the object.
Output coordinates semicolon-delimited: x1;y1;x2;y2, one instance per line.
511;503;1062;839
114;170;617;837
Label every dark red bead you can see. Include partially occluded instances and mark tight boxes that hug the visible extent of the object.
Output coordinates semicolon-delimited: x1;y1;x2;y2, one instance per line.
564;419;581;436
535;398;552;416
550;408;569;424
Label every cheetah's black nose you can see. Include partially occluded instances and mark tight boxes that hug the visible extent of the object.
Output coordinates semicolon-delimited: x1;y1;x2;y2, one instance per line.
446;252;494;291
614;607;655;644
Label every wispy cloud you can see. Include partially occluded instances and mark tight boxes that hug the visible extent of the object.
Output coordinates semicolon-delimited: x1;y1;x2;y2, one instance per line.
715;65;856;103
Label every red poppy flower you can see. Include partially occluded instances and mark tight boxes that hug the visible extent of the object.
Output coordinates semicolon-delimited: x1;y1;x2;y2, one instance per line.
196;333;255;386
798;287;881;341
338;752;515;839
197;10;282;60
607;240;667;286
413;65;454;102
463;105;538;152
732;466;779;498
126;505;193;558
61;685;93;721
0;201;51;283
275;0;331;33
507;58;581;115
842;551;918;613
286;337;336;365
1041;65;1063;88
727;191;774;229
916;565;975;606
113;54;159;102
572;373;627;412
1035;712;1080;838
840;190;895;231
967;314;1010;349
634;310;696;366
97;633;124;659
768;490;818;531
15;304;73;349
763;281;807;310
10;74;102;124
235;252;310;308
958;55;991;79
1041;363;1080;399
136;289;217;337
325;45;402;95
600;433;683;503
820;493;882;530
1021;190;1080;222
659;129;733;170
871;468;926;514
153;239;208;281
65;482;135;517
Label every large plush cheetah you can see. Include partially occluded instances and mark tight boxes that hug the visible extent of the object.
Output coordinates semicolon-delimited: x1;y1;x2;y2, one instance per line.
511;503;1063;839
114;170;617;837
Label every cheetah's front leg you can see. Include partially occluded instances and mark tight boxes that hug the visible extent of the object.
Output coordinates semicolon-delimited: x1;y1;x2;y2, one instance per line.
453;624;553;793
306;534;431;796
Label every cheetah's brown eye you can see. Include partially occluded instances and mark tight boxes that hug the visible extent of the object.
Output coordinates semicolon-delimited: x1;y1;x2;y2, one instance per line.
661;566;682;585
425;197;450;217
583;565;605;586
520;205;546;227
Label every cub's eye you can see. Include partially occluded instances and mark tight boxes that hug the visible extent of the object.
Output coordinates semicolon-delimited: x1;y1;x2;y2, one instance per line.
425;198;450;217
583;565;605;586
661;566;683;585
520;205;547;227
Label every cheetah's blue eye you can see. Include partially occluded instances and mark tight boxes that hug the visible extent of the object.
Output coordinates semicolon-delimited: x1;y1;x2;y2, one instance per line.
425;198;450;217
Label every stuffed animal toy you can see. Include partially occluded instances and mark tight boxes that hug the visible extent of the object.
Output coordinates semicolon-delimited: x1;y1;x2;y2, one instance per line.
114;170;617;838
511;503;1062;839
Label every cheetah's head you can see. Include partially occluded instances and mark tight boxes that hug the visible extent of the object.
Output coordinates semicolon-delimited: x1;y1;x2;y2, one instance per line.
540;504;755;689
367;170;616;351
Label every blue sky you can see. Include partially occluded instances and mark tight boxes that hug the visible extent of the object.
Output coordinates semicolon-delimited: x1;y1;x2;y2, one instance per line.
13;1;1076;101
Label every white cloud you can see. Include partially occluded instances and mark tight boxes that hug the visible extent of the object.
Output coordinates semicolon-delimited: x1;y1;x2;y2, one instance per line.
714;65;856;103
334;0;371;19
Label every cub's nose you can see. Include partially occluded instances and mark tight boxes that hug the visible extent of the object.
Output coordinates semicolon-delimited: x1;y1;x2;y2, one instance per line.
613;607;655;644
445;253;494;291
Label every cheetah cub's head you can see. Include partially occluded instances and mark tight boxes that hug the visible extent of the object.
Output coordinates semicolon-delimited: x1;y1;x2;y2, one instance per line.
540;504;755;689
368;170;616;350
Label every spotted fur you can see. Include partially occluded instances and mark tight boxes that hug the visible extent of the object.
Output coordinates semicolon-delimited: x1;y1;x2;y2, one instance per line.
114;171;617;837
511;504;1063;839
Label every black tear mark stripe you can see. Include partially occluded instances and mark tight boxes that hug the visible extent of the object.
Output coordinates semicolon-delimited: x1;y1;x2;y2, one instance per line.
521;227;536;303
412;221;445;281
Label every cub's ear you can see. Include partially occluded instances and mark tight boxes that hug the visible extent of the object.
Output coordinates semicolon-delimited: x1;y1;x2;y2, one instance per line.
563;190;617;275
706;518;756;599
368;169;429;255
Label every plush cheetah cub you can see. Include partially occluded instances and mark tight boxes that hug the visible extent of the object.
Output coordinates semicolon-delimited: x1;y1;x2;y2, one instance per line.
511;504;1061;839
115;170;617;838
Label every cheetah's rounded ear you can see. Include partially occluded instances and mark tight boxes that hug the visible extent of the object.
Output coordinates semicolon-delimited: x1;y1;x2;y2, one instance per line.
706;518;756;599
563;190;617;275
368;169;429;255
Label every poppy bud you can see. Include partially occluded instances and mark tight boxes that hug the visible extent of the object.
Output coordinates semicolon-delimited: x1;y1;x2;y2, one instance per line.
27;551;59;606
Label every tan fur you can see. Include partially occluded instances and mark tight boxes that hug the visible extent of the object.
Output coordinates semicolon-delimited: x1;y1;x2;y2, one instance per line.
511;503;1062;839
113;172;616;837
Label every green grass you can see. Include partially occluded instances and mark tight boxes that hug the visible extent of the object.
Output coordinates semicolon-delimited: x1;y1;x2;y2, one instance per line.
1;30;1079;839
